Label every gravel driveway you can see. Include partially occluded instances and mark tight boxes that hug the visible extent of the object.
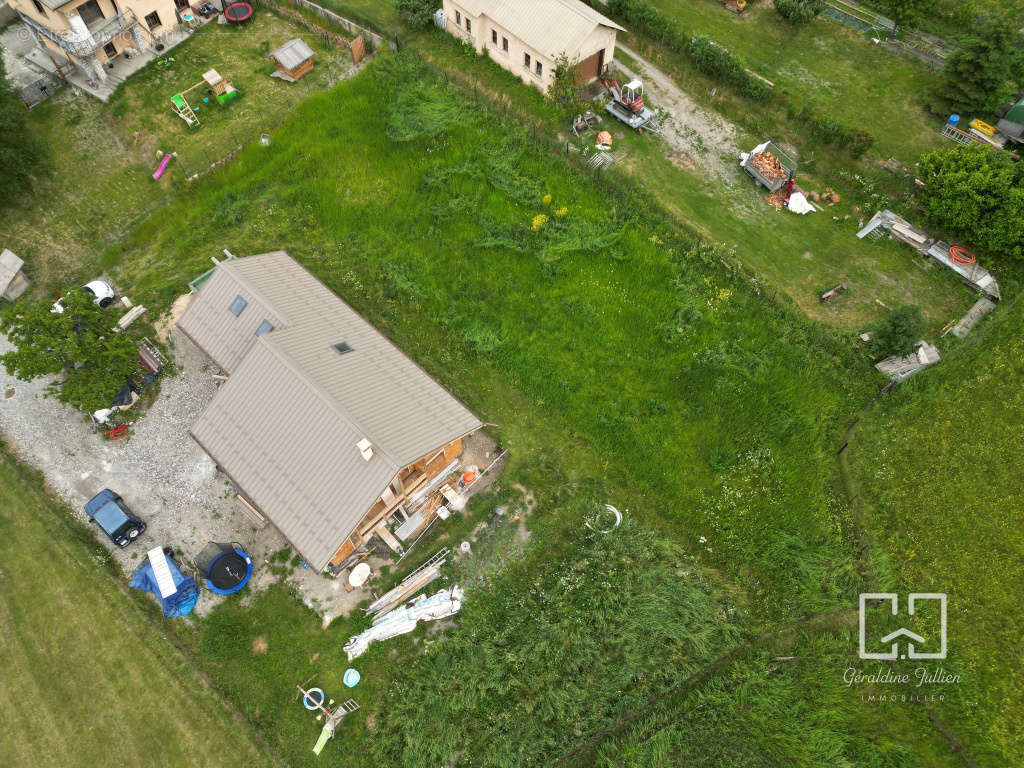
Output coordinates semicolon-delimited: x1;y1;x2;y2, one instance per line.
617;44;743;183
0;328;292;614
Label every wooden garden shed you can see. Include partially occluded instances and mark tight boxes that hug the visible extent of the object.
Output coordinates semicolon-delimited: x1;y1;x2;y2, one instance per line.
268;38;316;82
0;249;29;301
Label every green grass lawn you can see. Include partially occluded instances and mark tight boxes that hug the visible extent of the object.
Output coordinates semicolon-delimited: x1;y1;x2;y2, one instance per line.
107;12;354;177
0;11;350;295
849;296;1024;764
634;0;946;164
0;446;275;768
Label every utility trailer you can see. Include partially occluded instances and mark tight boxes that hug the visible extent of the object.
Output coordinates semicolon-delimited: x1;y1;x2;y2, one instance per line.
740;140;797;191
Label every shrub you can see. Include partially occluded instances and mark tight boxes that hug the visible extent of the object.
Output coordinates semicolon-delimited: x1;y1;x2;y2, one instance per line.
774;0;825;25
0;58;47;205
917;145;1024;263
392;0;435;27
871;306;926;358
785;102;876;159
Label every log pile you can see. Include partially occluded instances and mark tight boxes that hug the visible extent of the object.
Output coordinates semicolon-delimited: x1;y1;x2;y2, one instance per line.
749;150;787;183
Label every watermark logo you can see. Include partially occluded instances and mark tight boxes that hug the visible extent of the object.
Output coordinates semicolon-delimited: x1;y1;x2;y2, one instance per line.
858;593;947;660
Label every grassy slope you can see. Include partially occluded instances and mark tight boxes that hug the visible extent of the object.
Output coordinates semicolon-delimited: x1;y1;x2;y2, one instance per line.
119;52;872;618
849;297;1024;765
99;53;980;764
412;34;973;330
0;448;275;768
640;0;945;164
0;12;347;295
592;628;959;767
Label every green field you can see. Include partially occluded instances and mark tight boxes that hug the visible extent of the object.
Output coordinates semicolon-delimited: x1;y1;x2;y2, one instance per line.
850;296;1024;764
632;0;946;164
0;446;275;768
411;32;973;329
1;9;1020;768
101;53;997;764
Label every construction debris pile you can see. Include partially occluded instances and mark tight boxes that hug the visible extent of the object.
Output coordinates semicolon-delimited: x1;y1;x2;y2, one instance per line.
748;149;787;185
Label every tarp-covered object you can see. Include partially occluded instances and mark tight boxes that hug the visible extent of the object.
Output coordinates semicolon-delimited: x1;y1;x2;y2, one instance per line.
130;552;198;617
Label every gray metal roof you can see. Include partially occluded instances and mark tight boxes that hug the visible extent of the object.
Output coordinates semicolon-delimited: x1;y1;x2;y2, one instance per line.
180;252;482;570
458;0;624;58
267;38;315;70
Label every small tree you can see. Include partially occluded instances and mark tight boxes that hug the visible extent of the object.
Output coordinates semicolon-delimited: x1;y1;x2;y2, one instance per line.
871;306;926;358
0;290;140;413
773;0;825;25
0;58;47;206
392;0;436;27
548;55;590;122
937;12;1024;117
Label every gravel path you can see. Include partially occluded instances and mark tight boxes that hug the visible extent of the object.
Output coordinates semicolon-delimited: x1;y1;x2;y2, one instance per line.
616;44;743;183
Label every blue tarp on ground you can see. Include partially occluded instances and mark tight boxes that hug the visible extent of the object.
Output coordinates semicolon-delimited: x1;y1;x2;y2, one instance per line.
129;555;199;617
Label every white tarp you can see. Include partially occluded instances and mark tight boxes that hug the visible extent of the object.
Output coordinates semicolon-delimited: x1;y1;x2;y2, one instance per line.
343;585;463;660
787;192;814;215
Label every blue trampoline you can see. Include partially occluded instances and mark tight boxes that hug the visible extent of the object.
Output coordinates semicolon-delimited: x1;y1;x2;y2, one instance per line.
194;541;253;595
129;548;198;618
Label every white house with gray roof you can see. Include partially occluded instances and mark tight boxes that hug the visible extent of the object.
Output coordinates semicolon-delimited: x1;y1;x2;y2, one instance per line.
441;0;623;92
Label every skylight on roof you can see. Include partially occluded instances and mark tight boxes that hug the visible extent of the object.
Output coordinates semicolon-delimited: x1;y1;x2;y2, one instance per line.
332;341;354;355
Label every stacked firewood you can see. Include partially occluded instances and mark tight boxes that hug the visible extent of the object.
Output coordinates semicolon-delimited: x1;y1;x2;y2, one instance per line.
749;150;787;182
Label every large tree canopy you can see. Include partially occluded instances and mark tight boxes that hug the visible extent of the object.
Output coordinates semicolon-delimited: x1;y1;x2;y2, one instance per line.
0;58;47;205
938;12;1024;117
917;144;1024;263
0;290;140;412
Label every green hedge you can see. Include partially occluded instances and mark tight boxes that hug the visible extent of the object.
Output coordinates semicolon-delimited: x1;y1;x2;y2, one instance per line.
786;103;876;158
597;0;876;158
604;0;772;101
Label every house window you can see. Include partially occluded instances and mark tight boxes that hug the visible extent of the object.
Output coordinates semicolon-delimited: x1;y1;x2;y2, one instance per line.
31;0;46;14
465;17;470;33
536;61;543;77
144;10;161;29
455;10;460;24
229;295;247;317
524;52;531;69
76;0;104;26
491;29;497;45
332;341;354;355
502;36;508;52
254;320;273;336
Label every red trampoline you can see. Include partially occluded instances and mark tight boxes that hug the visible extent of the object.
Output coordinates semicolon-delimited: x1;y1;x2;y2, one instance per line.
223;1;253;22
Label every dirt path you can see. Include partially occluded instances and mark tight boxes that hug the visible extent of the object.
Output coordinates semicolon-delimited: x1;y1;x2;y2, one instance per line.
616;44;742;182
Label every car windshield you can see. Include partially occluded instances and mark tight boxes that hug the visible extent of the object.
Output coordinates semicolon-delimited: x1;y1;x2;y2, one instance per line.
92;500;129;534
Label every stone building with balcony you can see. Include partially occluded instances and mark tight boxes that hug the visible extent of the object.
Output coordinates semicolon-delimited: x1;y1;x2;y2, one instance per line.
9;0;189;93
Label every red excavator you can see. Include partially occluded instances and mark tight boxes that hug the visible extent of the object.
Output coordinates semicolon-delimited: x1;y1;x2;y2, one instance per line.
599;75;660;133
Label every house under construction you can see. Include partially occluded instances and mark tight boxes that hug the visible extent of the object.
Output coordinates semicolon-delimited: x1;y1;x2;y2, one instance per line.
178;251;483;572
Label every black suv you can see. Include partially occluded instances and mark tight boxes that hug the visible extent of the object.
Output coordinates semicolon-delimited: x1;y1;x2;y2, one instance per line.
84;489;146;547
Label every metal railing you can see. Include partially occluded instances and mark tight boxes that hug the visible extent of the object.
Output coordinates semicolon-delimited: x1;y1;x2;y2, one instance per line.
19;8;138;57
